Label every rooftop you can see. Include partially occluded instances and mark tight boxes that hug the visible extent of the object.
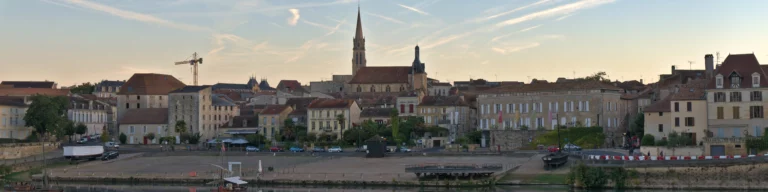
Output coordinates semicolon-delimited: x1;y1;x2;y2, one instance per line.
0;88;70;96
419;96;469;106
360;108;394;118
708;54;766;89
260;105;292;115
170;85;211;93
118;73;186;95
0;81;56;89
220;116;259;128
308;98;355;109
482;79;621;94
671;79;708;101
644;95;672;112
348;67;411;84
0;96;28;107
212;94;237;106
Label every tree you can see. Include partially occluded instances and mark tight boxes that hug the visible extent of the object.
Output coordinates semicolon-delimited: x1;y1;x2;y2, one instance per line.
174;120;187;136
75;123;87;138
186;133;202;144
281;119;296;141
63;120;75;142
246;134;267;146
390;109;401;148
119;133;127;144
336;114;346;140
145;132;156;144
630;113;645;137
70;82;95;94
579;71;612;83
641;134;655;146
304;132;317;144
100;126;110;143
24;95;69;140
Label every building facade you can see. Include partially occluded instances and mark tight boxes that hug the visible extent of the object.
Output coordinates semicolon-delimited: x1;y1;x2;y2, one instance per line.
116;73;185;124
118;108;168;144
416;96;471;142
307;99;361;139
259;105;293;141
168;86;218;140
0;96;32;139
68;97;110;139
93;80;125;98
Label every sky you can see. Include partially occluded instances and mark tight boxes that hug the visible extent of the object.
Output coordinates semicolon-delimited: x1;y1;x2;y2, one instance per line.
1;0;768;87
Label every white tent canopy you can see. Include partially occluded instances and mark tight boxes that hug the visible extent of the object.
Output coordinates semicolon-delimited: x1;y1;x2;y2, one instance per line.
223;176;247;185
231;138;248;144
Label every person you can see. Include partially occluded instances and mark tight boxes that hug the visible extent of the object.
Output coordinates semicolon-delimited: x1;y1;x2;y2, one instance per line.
647;151;650;157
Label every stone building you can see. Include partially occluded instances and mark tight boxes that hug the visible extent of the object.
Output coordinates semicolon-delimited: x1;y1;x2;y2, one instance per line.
477;80;625;148
0;96;32;139
307;99;361;140
360;108;393;125
116;73;185;124
68;96;111;139
168;86;218;140
429;82;452;96
259;105;293;141
93;80;125;98
669;79;708;145
118;108;168;144
0;81;57;89
284;97;318;126
417;95;471;142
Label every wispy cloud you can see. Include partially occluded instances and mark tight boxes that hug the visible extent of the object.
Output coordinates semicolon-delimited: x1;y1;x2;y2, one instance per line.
496;0;615;28
54;0;211;32
555;14;573;21
287;9;300;26
364;12;405;24
474;0;552;23
490;24;542;42
537;34;565;40
492;43;541;54
270;22;284;28
397;4;430;16
303;19;347;36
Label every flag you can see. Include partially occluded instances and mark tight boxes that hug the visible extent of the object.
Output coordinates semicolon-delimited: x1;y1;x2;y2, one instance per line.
221;143;226;152
514;110;520;127
497;110;503;124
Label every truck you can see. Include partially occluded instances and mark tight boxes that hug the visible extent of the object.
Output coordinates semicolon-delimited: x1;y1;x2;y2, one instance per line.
63;146;104;163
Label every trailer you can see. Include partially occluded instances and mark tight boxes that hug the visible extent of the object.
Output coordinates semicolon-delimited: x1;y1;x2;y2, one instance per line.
63;146;104;163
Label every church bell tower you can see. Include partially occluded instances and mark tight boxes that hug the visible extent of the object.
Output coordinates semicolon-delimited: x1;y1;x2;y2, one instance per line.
352;7;367;76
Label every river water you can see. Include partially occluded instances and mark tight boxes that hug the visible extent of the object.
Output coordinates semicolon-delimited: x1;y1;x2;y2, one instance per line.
44;184;729;192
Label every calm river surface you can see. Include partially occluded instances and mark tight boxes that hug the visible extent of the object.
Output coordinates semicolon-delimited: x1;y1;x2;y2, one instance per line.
45;184;732;192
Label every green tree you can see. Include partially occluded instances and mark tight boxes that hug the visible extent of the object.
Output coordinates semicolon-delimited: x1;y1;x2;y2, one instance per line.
630;113;645;137
579;71;612;83
304;132;317;144
119;133;127;144
641;134;655;146
281;119;296;141
145;132;156;144
187;133;202;144
466;130;482;144
100;126;110;143
63;120;75;143
70;82;95;94
390;109;401;148
246;134;267;146
75;123;87;138
174;120;187;136
24;95;69;140
336;114;346;140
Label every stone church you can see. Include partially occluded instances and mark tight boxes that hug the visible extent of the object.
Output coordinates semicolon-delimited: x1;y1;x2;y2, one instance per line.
343;8;428;94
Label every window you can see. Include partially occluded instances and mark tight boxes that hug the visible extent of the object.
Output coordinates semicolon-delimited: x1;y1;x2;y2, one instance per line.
658;112;663;116
409;104;414;113
386;85;391;92
751;91;762;101
717;107;724;119
570;101;574;112
750;106;764;119
136;103;140;108
356;86;362;92
136;95;140;100
686;102;692;111
731;74;741;88
125;103;129;109
714;92;726;102
130;126;135;134
400;104;405;113
730;92;742;102
733;106;740;119
716;75;723;88
400;86;405;91
674;102;679;112
734;128;742;137
143;126;147;133
370;86;375;92
684;117;694;126
674;117;680;127
658;124;663;132
586;101;589;111
753;73;761;88
755;126;762;137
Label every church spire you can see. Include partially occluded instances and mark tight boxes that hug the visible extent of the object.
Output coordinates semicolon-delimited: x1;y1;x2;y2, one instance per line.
355;6;364;39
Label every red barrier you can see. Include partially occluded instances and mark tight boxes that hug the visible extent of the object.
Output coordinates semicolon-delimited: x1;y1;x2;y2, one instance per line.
670;156;678;160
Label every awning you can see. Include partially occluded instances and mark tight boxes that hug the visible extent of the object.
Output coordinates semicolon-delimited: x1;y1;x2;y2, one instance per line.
225;128;260;134
207;139;219;144
221;138;234;143
231;138;248;144
223;177;248;185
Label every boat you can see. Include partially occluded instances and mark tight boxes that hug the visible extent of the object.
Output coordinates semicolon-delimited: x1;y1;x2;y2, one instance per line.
542;152;569;170
211;177;248;192
3;182;63;192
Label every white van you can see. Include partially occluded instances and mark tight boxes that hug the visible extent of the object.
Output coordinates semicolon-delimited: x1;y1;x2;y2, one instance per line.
104;141;120;149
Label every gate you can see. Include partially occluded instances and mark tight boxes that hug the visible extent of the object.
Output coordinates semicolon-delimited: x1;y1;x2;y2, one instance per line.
710;145;725;156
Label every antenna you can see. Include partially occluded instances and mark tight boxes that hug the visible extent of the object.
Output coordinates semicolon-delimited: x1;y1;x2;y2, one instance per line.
716;52;721;64
688;61;694;70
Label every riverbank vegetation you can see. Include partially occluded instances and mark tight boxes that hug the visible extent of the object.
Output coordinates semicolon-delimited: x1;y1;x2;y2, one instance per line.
566;163;636;189
534;127;604;148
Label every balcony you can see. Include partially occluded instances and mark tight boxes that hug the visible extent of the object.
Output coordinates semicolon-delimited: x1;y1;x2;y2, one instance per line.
437;119;451;125
704;137;750;144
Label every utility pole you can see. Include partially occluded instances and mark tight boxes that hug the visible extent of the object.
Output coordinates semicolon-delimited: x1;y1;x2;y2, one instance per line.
688;61;694;70
174;52;203;86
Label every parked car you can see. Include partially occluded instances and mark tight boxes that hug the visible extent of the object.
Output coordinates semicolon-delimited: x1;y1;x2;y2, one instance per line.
399;146;411;152
289;147;304;152
355;147;366;152
245;146;260;152
312;147;325;152
547;145;560;153
104;142;119;149
101;151;119;161
328;146;343;153
270;146;284;152
563;143;581;151
386;147;393;153
77;138;88;144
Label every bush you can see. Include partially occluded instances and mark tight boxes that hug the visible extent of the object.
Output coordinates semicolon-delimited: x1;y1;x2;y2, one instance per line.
534;127;604;147
641;134;655;146
655;139;667;146
159;136;176;144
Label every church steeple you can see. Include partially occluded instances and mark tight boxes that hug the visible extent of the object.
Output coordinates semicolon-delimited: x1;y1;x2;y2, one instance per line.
352;6;367;76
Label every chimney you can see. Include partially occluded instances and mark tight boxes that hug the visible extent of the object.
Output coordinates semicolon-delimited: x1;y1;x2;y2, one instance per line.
671;65;676;74
705;54;714;79
640;79;643;84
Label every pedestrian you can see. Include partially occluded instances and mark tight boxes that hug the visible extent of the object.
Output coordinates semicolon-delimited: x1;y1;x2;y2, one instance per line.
647;151;650;157
660;150;664;157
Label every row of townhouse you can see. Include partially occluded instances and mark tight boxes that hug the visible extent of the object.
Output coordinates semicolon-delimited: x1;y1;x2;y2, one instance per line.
643;53;768;156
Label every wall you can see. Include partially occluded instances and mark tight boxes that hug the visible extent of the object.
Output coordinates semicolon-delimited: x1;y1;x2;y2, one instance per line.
707;88;768;138
118;124;168;144
0;105;33;139
669;100;707;144
703;137;747;156
488;130;543;151
117;94;168;124
644;111;671;141
639;146;704;156
0;142;59;159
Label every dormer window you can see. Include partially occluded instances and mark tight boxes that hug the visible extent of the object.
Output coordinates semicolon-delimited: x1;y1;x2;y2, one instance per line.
716;74;724;89
752;72;760;88
730;72;741;88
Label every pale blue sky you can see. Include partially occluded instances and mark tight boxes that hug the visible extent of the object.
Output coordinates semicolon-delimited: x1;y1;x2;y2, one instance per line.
1;0;767;87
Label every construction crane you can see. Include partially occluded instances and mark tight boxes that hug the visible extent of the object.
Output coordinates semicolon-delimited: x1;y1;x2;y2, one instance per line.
174;52;203;86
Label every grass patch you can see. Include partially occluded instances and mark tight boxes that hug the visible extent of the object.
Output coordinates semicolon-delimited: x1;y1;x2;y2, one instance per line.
531;174;567;184
499;173;567;184
3;161;73;181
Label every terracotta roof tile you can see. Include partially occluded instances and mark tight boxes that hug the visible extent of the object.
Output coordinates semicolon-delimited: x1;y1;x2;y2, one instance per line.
119;108;168;124
260;105;291;115
285;97;318;115
170;86;210;93
0;88;70;96
220;116;259;128
0;96;28;107
431;82;452;86
483;79;621;94
348;67;411;84
308;99;355;109
0;81;56;89
118;73;186;95
419;96;468;106
708;54;766;89
277;80;306;93
361;108;394;118
644;95;672;112
671;79;708;100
